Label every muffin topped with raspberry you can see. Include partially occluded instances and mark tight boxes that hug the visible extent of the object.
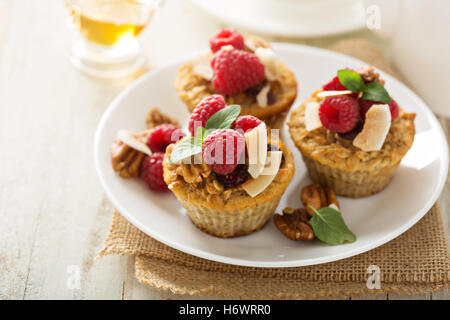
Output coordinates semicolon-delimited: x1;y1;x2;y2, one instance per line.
163;95;295;238
174;29;297;120
288;66;415;198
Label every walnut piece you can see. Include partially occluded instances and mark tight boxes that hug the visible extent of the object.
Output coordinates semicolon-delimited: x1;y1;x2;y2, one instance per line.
244;35;271;52
175;161;212;184
356;66;385;86
111;107;182;179
146;107;180;129
111;139;145;178
274;184;341;241
301;184;340;217
273;208;314;241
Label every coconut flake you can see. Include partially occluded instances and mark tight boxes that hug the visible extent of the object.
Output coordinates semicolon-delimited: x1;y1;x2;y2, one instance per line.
328;203;340;211
244;39;257;52
220;44;234;51
242;151;282;197
256;84;271;108
255;47;279;82
353;104;392;151
191;55;213;80
316;90;354;98
117;130;152;156
305;101;322;131
245;122;268;179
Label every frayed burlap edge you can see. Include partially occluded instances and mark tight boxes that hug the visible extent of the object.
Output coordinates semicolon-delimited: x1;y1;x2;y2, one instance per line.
97;204;450;299
134;256;449;300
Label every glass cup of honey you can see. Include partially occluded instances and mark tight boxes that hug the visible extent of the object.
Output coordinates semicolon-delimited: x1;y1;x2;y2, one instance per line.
65;0;162;78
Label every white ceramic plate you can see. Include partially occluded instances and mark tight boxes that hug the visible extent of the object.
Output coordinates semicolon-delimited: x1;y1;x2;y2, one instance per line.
191;0;366;38
94;43;448;267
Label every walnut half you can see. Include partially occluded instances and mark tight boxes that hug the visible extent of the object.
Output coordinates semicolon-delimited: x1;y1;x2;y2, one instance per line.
301;184;340;217
146;107;180;129
111;107;181;179
111;140;145;178
273;208;314;241
356;66;385;86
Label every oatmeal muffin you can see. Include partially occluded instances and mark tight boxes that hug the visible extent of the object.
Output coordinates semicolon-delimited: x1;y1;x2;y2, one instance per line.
163;97;295;238
288;67;415;198
174;29;297;120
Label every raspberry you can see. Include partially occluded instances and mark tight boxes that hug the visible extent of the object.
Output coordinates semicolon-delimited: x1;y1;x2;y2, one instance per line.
188;95;226;136
359;98;399;121
202;129;246;175
389;99;399;120
209;29;244;53
141;153;167;192
322;76;347;91
147;124;185;153
231;115;262;133
319;96;360;133
322;74;358;98
338;121;364;140
211;49;265;95
215;164;250;189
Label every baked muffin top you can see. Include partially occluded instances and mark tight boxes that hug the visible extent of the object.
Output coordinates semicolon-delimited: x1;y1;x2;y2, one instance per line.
163;138;295;210
174;33;297;119
288;90;416;172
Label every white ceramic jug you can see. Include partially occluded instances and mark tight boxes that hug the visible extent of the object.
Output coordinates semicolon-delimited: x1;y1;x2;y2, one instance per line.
364;0;450;117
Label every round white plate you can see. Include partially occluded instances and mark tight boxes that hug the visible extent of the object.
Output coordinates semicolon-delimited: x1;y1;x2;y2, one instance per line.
94;43;448;268
191;0;366;38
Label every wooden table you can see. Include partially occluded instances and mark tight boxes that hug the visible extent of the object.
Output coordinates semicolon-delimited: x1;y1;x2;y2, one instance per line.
0;0;448;300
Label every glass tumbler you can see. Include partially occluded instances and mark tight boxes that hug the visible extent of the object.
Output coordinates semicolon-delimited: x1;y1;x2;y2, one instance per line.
65;0;162;78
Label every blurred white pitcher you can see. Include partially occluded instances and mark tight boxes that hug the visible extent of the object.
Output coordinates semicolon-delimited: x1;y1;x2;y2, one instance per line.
365;0;450;117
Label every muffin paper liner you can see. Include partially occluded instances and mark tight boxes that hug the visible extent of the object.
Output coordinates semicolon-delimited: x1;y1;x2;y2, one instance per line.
175;195;282;238
302;154;399;198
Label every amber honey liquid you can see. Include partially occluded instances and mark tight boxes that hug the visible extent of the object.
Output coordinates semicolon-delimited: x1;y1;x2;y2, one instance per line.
67;0;152;46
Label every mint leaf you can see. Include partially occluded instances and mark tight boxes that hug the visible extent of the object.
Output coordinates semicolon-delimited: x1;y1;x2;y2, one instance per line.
205;105;241;131
362;82;392;103
309;206;356;245
169;138;202;164
337;69;367;93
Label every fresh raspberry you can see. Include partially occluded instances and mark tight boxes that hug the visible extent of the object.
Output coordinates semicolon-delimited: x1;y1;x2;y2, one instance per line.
211;49;265;95
359;98;399;121
319;96;360;133
338;121;364;140
322;76;347;91
231;115;262;133
202;129;246;175
141;153;167;192
359;99;372;120
389;98;399;121
147;124;185;153
188;95;226;136
215;164;250;189
209;29;245;53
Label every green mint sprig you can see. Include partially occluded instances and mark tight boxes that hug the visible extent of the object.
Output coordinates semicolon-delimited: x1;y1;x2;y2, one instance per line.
205;104;241;130
169;104;241;164
309;206;356;245
337;69;391;103
169;137;201;164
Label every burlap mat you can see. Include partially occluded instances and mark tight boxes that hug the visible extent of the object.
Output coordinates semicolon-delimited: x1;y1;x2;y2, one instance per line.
98;39;450;299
